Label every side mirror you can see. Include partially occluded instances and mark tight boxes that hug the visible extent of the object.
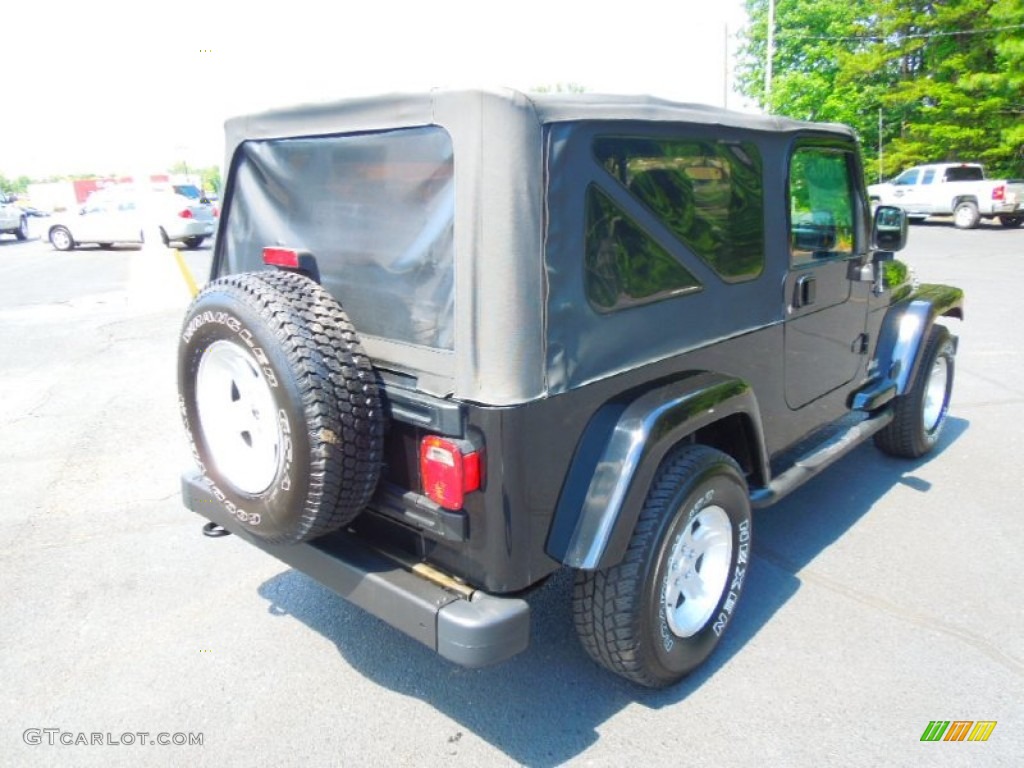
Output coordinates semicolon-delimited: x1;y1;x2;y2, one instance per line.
872;205;907;252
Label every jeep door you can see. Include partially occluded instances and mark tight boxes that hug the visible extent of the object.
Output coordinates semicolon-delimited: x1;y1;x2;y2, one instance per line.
784;142;870;409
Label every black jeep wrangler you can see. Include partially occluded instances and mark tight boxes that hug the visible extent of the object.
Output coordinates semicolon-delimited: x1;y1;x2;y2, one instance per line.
178;89;963;687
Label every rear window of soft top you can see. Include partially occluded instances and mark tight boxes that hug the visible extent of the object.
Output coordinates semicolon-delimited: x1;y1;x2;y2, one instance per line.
221;126;455;351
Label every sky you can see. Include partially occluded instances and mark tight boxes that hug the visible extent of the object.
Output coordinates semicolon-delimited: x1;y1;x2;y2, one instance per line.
2;0;751;180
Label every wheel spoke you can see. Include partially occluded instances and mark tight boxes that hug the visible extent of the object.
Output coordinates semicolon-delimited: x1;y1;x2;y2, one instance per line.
224;392;255;434
678;569;707;603
196;340;282;494
663;505;734;638
688;522;730;558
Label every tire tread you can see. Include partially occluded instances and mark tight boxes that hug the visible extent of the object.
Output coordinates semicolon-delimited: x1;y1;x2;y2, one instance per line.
182;270;384;544
572;445;744;687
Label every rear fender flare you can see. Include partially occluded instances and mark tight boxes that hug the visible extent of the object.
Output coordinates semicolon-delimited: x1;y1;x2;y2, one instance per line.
546;372;766;570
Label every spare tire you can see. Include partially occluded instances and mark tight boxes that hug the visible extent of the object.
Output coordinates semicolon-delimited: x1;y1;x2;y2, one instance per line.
178;270;384;544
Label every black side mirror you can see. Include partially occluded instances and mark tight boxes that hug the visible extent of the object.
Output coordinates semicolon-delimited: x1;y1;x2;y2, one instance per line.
872;205;908;252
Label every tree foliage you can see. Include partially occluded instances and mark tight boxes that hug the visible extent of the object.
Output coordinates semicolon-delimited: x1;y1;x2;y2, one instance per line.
737;0;1024;179
0;174;32;195
169;162;222;193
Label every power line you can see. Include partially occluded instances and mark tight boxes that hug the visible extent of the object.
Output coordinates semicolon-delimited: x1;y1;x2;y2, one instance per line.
779;23;1024;43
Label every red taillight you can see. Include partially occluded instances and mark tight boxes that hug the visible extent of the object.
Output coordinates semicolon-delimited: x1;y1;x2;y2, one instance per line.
178;208;194;219
420;436;482;510
212;205;220;218
993;185;1005;202
263;247;301;269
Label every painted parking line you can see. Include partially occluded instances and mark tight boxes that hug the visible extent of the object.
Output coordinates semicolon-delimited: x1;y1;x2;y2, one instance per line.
173;248;200;298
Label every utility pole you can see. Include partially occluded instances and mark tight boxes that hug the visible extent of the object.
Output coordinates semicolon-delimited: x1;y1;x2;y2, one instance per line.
878;108;883;182
724;22;730;109
765;0;776;113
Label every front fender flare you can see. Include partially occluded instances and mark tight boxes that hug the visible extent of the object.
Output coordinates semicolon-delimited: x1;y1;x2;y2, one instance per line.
546;372;765;570
853;283;963;410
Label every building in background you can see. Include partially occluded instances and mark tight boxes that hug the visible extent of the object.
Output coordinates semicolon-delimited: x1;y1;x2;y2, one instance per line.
27;174;205;212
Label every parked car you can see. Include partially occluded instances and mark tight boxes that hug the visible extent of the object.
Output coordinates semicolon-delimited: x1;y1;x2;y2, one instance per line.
170;183;220;220
178;89;963;687
47;189;216;251
0;192;29;240
868;162;1024;228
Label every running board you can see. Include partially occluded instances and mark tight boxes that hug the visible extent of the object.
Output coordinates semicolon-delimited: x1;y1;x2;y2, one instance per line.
749;411;894;509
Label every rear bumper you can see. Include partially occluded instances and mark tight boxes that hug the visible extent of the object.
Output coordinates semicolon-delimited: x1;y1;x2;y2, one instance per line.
181;469;530;667
163;219;216;240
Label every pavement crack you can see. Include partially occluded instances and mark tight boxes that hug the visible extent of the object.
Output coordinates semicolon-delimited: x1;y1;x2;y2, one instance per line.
756;546;1024;678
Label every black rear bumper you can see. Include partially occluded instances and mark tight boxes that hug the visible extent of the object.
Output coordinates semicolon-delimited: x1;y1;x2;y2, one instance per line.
181;470;530;668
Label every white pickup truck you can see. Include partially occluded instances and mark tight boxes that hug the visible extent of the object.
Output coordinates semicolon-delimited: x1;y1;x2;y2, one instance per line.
868;162;1024;229
0;192;29;241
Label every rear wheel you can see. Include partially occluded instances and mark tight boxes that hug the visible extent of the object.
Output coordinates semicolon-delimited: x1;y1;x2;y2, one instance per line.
49;226;74;251
178;270;385;544
182;236;205;249
999;214;1023;228
875;325;955;458
15;216;28;240
573;445;752;687
953;201;980;230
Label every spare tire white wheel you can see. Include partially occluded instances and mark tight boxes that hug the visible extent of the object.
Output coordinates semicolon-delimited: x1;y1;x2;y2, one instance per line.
177;270;384;544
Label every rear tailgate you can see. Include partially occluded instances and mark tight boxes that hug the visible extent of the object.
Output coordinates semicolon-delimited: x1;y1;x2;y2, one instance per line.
1002;180;1024;210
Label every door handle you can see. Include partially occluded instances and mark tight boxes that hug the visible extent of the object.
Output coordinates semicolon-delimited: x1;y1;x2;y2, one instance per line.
794;275;816;308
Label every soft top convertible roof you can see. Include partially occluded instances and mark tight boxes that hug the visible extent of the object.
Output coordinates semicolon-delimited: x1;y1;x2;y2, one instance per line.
225;88;853;151
219;90;855;406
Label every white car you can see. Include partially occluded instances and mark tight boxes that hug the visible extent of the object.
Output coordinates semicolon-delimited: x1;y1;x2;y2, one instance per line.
0;192;29;241
47;190;217;251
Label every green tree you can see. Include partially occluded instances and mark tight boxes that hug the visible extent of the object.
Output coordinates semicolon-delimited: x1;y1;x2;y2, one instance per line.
169;162;222;194
737;0;1024;178
0;174;32;195
202;166;222;194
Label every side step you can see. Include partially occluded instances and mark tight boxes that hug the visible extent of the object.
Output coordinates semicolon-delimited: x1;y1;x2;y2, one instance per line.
749;411;894;508
180;470;530;668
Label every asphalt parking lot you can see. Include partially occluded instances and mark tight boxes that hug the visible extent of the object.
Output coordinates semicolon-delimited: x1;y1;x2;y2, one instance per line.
1;217;1021;767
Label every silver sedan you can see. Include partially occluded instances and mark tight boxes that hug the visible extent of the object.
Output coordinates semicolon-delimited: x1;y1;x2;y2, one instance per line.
47;191;216;251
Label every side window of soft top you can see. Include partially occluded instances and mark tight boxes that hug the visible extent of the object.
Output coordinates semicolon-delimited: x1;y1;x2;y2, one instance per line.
585;135;765;314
